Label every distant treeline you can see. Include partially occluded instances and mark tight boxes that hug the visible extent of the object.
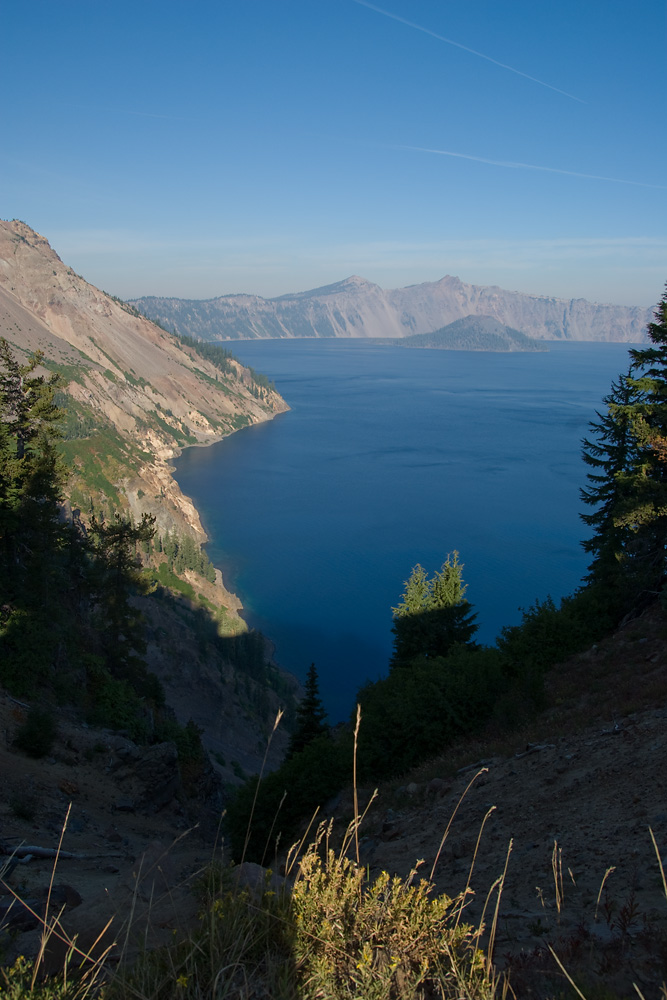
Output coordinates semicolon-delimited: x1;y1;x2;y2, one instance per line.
177;334;276;393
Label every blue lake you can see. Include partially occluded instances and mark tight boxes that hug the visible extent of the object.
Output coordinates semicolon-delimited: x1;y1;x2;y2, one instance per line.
173;339;636;721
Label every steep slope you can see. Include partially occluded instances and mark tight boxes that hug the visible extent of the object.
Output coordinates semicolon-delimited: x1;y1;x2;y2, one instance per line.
0;219;288;540
132;273;651;344
335;603;667;997
0;220;295;777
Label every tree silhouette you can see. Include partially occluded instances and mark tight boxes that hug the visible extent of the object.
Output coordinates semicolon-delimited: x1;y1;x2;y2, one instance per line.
89;512;156;681
391;552;477;667
287;663;328;758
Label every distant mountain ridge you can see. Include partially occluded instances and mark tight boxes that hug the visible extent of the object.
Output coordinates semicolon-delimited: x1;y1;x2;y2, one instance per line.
132;274;651;344
400;314;548;352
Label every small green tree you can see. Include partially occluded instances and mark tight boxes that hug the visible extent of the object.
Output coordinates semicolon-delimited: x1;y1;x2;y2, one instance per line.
287;663;328;758
580;368;643;610
0;339;63;460
391;552;477;667
618;284;667;600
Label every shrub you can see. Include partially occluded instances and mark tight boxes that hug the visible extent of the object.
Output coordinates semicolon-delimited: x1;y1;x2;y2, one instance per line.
14;705;57;758
496;587;611;675
356;646;509;781
114;832;495;1000
290;826;493;1000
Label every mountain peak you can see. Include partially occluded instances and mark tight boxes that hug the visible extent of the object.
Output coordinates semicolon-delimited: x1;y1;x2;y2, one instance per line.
340;274;374;287
273;274;378;302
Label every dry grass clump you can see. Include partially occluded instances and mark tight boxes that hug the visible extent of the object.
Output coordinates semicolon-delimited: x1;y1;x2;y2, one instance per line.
110;817;497;1000
288;822;495;1000
108;863;294;999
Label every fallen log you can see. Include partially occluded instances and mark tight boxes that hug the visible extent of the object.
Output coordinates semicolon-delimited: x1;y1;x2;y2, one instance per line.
0;845;85;860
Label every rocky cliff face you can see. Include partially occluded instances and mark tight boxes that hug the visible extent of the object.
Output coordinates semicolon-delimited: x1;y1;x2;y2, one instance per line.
0;220;288;541
132;273;652;344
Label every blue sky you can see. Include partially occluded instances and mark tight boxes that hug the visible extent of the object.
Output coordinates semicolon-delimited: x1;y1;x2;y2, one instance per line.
2;1;665;306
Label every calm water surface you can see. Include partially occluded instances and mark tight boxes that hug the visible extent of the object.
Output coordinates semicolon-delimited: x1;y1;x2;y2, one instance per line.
174;339;635;721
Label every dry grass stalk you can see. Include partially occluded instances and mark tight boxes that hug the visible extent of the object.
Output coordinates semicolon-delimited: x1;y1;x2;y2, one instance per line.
353;702;361;866
1;803;115;999
650;825;667;899
551;839;564;916
594;865;616;922
259;788;287;868
430;767;488;881
455;805;496;930
478;840;512;980
241;707;283;865
548;944;588;1000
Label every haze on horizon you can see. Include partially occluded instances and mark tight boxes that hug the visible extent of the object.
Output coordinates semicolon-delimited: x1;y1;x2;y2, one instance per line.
2;1;665;308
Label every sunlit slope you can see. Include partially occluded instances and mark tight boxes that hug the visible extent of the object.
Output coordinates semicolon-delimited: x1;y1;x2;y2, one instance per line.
0;219;288;534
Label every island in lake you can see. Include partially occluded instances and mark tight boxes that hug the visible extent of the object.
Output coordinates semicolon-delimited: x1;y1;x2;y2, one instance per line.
399;314;548;352
365;314;548;352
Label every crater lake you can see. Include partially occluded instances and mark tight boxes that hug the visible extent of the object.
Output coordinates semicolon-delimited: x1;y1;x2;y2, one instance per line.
173;338;637;721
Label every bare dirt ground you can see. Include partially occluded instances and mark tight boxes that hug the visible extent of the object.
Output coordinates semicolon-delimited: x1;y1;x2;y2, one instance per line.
353;604;667;997
0;697;217;972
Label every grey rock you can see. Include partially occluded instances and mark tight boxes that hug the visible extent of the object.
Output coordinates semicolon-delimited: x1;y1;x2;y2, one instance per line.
113;798;136;813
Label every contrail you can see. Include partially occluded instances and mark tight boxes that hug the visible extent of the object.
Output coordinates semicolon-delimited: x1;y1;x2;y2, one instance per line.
351;0;585;104
395;144;667;190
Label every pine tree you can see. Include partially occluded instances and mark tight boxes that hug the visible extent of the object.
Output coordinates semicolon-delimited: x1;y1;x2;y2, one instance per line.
580;283;667;611
428;551;478;653
613;285;667;602
391;552;477;667
580;368;642;606
0;340;66;594
0;340;63;460
287;663;327;758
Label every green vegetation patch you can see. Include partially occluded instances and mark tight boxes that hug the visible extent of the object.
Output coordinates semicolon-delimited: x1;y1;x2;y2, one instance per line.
104;291;143;318
88;336;121;372
60;424;148;510
147;407;193;446
155;562;197;601
177;333;276;393
52;392;103;440
122;369;149;389
40;356;88;387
